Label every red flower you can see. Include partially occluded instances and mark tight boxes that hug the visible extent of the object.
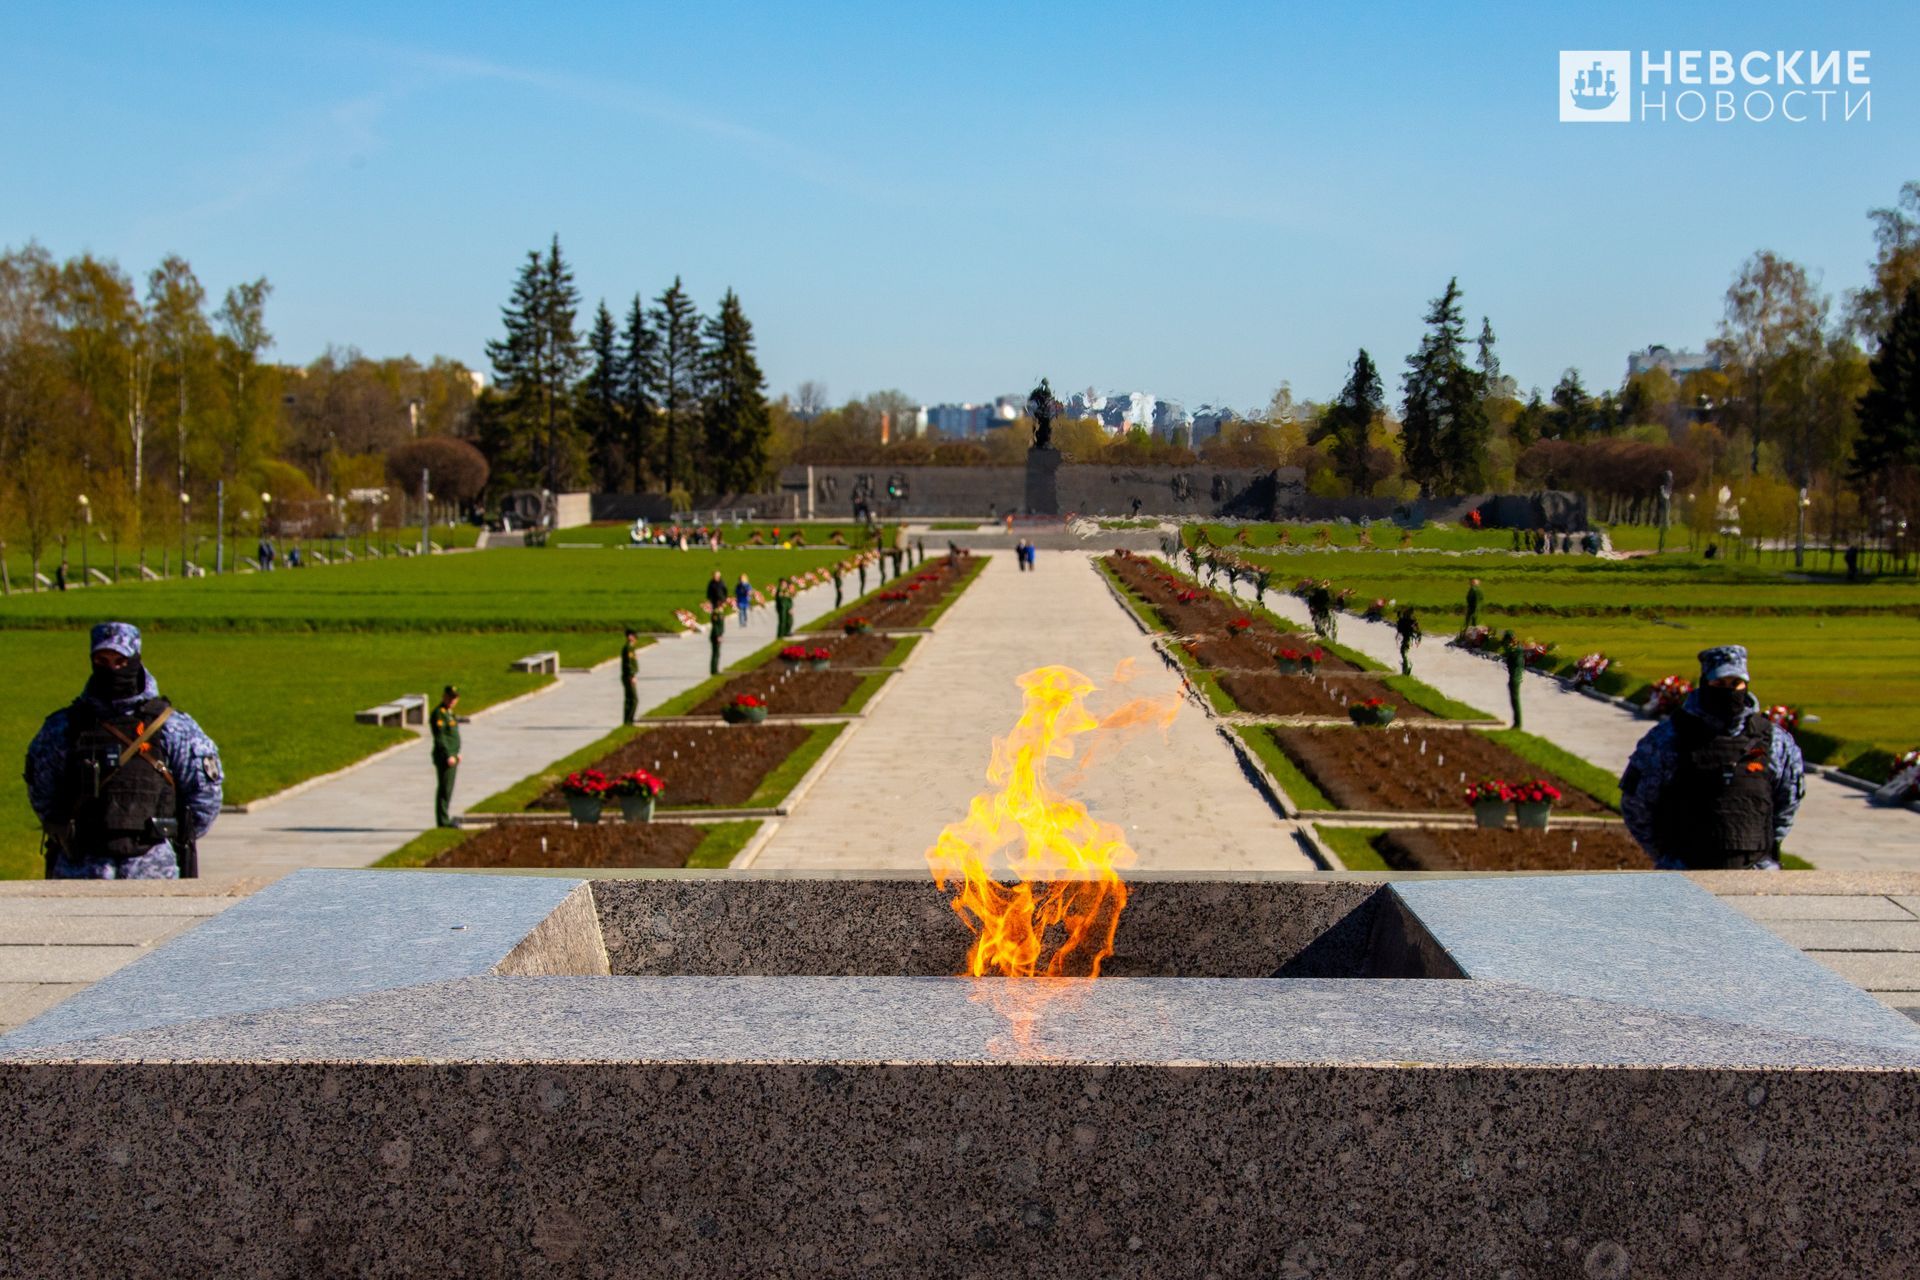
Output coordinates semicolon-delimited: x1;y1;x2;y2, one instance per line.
1228;617;1251;633
1464;779;1512;804
1511;778;1563;805
732;693;765;709
807;647;832;661
779;645;808;661
562;769;613;797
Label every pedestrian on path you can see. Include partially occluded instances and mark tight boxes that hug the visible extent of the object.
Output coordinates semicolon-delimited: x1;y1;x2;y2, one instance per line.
1395;607;1422;676
705;570;727;618
735;573;752;626
832;562;844;608
24;622;223;878
620;628;641;725
431;686;462;828
1254;566;1270;607
708;602;726;676
1499;630;1525;729
1621;645;1805;870
1307;580;1337;641
1463;578;1483;630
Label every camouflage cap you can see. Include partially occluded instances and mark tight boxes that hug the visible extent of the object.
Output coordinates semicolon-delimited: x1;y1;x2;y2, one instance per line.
89;622;142;658
1698;644;1750;683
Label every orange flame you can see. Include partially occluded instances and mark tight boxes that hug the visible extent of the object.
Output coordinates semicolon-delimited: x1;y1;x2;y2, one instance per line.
926;665;1177;979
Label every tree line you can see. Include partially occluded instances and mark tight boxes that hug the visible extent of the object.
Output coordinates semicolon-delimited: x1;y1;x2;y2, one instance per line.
475;236;769;503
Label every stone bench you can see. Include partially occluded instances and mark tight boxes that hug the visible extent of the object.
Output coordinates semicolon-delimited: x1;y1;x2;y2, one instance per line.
356;693;428;728
511;651;560;676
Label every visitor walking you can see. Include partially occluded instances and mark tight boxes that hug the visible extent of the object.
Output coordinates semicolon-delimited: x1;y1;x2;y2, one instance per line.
1500;631;1525;729
706;570;728;620
1307;580;1337;641
620;628;641;726
430;686;462;829
1621;645;1805;870
708;602;726;676
23;622;223;878
54;560;68;591
735;573;752;626
832;562;845;608
1463;578;1482;630
1395;607;1422;676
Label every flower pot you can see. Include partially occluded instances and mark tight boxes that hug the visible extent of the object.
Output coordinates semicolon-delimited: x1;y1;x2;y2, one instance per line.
620;794;656;824
565;795;604;825
1472;798;1508;829
1515;800;1553;830
723;704;769;725
1274;658;1301;675
809;658;831;671
1348;704;1396;727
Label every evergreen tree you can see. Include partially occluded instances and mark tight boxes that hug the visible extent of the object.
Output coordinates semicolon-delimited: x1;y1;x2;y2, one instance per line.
1851;283;1920;484
484;235;584;491
1312;348;1384;494
580;300;625;490
1551;368;1591;439
1400;278;1488;495
1511;388;1549;449
618;293;659;490
649;277;702;493
699;289;771;494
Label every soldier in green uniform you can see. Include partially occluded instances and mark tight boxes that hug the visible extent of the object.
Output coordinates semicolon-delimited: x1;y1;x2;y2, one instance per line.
1254;566;1271;607
1395;607;1422;676
1464;578;1483;631
431;686;462;828
1500;630;1525;729
832;563;844;609
774;579;793;638
857;558;868;595
708;601;726;676
620;628;640;725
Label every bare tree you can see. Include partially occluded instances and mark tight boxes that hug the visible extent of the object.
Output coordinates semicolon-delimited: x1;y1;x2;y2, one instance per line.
794;379;829;418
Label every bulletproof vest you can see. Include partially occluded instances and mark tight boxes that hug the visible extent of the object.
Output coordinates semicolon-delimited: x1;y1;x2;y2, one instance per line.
62;696;177;860
1653;708;1775;868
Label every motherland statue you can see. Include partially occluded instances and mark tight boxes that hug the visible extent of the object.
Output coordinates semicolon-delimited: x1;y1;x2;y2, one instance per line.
1027;377;1058;451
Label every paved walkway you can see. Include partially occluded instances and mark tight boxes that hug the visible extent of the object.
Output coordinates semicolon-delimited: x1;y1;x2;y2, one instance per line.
198;577;845;879
752;552;1313;873
1212;570;1920;871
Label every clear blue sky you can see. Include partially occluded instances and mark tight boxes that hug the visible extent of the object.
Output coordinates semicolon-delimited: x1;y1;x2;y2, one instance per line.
4;2;1914;409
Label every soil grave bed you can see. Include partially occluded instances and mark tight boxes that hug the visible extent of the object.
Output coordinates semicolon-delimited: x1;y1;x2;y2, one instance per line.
810;632;904;667
808;556;975;631
1183;633;1362;674
528;723;811;811
1216;672;1434;720
1268;726;1610;814
688;668;867;717
1372;826;1652;872
429;822;706;870
1105;553;1356;667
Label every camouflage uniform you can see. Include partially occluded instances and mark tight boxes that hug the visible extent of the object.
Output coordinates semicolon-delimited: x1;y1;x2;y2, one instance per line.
1622;646;1804;871
23;622;222;879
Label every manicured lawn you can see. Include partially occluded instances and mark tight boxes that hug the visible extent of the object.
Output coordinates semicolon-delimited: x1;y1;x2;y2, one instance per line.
0;628;604;879
0;546;848;635
1314;824;1389;871
1187;522;1514;551
554;521;893;547
1232;726;1335;811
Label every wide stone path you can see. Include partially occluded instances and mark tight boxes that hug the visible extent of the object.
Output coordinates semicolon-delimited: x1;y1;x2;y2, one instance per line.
1214;571;1920;871
752;552;1312;873
199;573;844;879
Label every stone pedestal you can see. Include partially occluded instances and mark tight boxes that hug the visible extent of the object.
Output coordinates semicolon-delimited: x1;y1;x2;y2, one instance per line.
1025;446;1061;515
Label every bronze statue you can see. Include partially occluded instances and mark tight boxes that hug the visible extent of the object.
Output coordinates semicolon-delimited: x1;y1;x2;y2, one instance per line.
1026;377;1058;451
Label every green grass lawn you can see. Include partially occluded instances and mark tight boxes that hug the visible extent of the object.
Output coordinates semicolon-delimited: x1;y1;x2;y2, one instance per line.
0;628;611;879
1186;522;1515;551
2;523;484;586
0;546;847;635
1314;824;1389;871
1232;726;1336;811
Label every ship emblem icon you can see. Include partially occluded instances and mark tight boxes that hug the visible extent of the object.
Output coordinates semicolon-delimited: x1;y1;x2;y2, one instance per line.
1559;50;1630;122
1569;60;1618;110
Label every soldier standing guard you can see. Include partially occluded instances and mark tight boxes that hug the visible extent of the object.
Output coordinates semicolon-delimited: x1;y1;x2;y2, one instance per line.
1499;631;1524;729
832;562;844;609
620;628;641;726
1463;578;1483;631
24;622;223;879
857;557;868;595
431;686;462;828
1395;607;1422;676
708;601;726;676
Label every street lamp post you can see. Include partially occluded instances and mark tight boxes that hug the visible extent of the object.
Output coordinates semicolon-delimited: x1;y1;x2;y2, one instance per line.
260;491;273;568
76;494;90;586
179;492;191;578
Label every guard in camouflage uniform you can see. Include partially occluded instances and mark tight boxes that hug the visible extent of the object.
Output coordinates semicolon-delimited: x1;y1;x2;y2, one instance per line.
1500;630;1525;729
23;622;223;879
431;686;462;828
620;628;641;725
1621;645;1804;870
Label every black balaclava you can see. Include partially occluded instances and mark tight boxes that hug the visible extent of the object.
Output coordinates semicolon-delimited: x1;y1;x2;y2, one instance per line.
86;658;147;704
1697;684;1746;720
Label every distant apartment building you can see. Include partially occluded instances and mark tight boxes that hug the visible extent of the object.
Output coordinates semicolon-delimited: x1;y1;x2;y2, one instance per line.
1189;404;1238;444
1627;344;1722;380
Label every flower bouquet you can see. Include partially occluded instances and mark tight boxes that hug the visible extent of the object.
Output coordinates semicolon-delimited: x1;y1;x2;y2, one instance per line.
723;692;769;724
1275;645;1323;676
1520;640;1556;668
808;645;832;671
1452;625;1492;652
1362;597;1390;622
1348;695;1397;727
1291;577;1316;600
608;767;665;822
1228;616;1252;635
1643;675;1692;719
1510;778;1563;829
1334;586;1357;611
1764;704;1801;734
1571;653;1610;686
1464;778;1513;828
843;617;871;635
778;645;809;664
561;768;612;824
